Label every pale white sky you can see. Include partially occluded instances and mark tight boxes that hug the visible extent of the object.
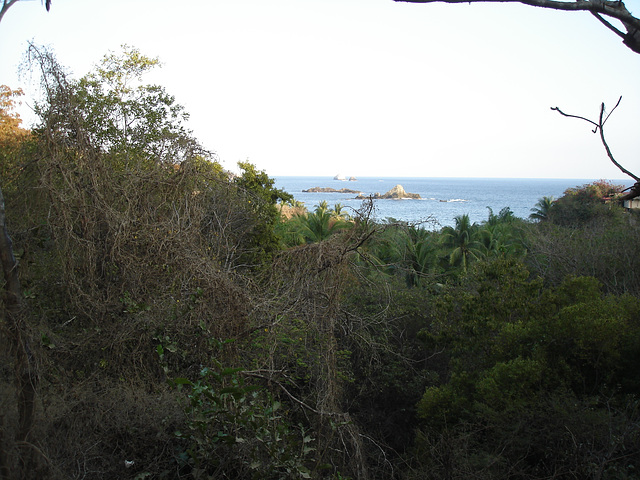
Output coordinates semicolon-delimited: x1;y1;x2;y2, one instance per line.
1;0;638;179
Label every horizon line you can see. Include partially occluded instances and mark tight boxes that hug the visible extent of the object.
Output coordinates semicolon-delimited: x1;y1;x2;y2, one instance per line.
271;175;633;182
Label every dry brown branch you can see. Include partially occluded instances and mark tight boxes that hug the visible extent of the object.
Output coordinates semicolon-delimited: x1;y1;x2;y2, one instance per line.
244;214;383;478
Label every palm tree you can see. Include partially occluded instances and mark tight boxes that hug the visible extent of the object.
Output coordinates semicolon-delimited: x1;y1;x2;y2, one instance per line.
316;200;330;215
480;223;526;258
290;202;351;244
404;227;440;286
485;206;516;226
276;213;307;246
331;203;350;221
530;196;554;222
481;207;526;258
441;214;484;272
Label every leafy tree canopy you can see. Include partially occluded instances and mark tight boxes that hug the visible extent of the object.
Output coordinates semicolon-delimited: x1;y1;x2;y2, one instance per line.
416;258;640;476
28;43;208;168
547;179;626;226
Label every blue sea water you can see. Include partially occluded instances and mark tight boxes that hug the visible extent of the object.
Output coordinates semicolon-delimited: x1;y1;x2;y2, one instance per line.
273;176;634;228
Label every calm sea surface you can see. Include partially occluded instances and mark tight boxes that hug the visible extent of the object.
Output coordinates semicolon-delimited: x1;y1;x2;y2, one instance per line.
273;177;634;228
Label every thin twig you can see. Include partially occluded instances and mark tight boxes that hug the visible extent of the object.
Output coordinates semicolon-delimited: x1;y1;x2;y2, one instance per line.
550;106;599;133
242;371;347;418
597;99;640;182
551;97;640;183
601;95;623;127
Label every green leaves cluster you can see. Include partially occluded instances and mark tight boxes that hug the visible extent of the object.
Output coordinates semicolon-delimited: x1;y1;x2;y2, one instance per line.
358;207;526;287
440;214;485;272
33;44;206;166
415;259;640;477
278;200;352;246
532;180;627;226
172;363;315;479
233;161;293;264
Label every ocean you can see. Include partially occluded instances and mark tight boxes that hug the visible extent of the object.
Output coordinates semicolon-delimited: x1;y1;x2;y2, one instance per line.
273;176;634;228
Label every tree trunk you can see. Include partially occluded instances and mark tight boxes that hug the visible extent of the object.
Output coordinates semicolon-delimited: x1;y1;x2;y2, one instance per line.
0;184;38;479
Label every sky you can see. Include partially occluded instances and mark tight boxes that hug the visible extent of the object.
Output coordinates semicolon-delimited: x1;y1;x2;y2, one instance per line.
1;0;639;179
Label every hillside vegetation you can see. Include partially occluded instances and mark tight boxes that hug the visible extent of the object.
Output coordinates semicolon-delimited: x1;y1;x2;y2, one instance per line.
1;45;640;480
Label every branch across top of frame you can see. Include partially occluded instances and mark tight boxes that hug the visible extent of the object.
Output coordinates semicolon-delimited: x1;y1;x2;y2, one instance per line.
394;0;640;55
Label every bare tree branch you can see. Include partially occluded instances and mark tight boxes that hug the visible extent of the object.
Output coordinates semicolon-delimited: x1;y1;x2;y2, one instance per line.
601;95;622;126
593;99;637;182
394;0;640;55
550;106;600;133
551;97;640;200
0;0;51;25
0;0;20;24
591;11;626;40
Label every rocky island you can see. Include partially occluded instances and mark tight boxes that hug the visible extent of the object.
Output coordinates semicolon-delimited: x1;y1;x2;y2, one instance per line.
333;174;357;181
303;187;362;194
355;184;421;200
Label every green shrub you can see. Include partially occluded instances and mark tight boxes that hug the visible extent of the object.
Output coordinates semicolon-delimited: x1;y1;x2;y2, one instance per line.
172;362;315;479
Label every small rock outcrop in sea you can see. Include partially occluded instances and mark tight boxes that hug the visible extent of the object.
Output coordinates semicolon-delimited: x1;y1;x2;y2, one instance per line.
334;174;347;181
356;184;421;200
348;176;357;181
303;187;362;194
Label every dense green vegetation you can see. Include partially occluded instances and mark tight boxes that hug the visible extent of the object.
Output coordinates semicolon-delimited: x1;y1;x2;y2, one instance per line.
1;46;640;479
